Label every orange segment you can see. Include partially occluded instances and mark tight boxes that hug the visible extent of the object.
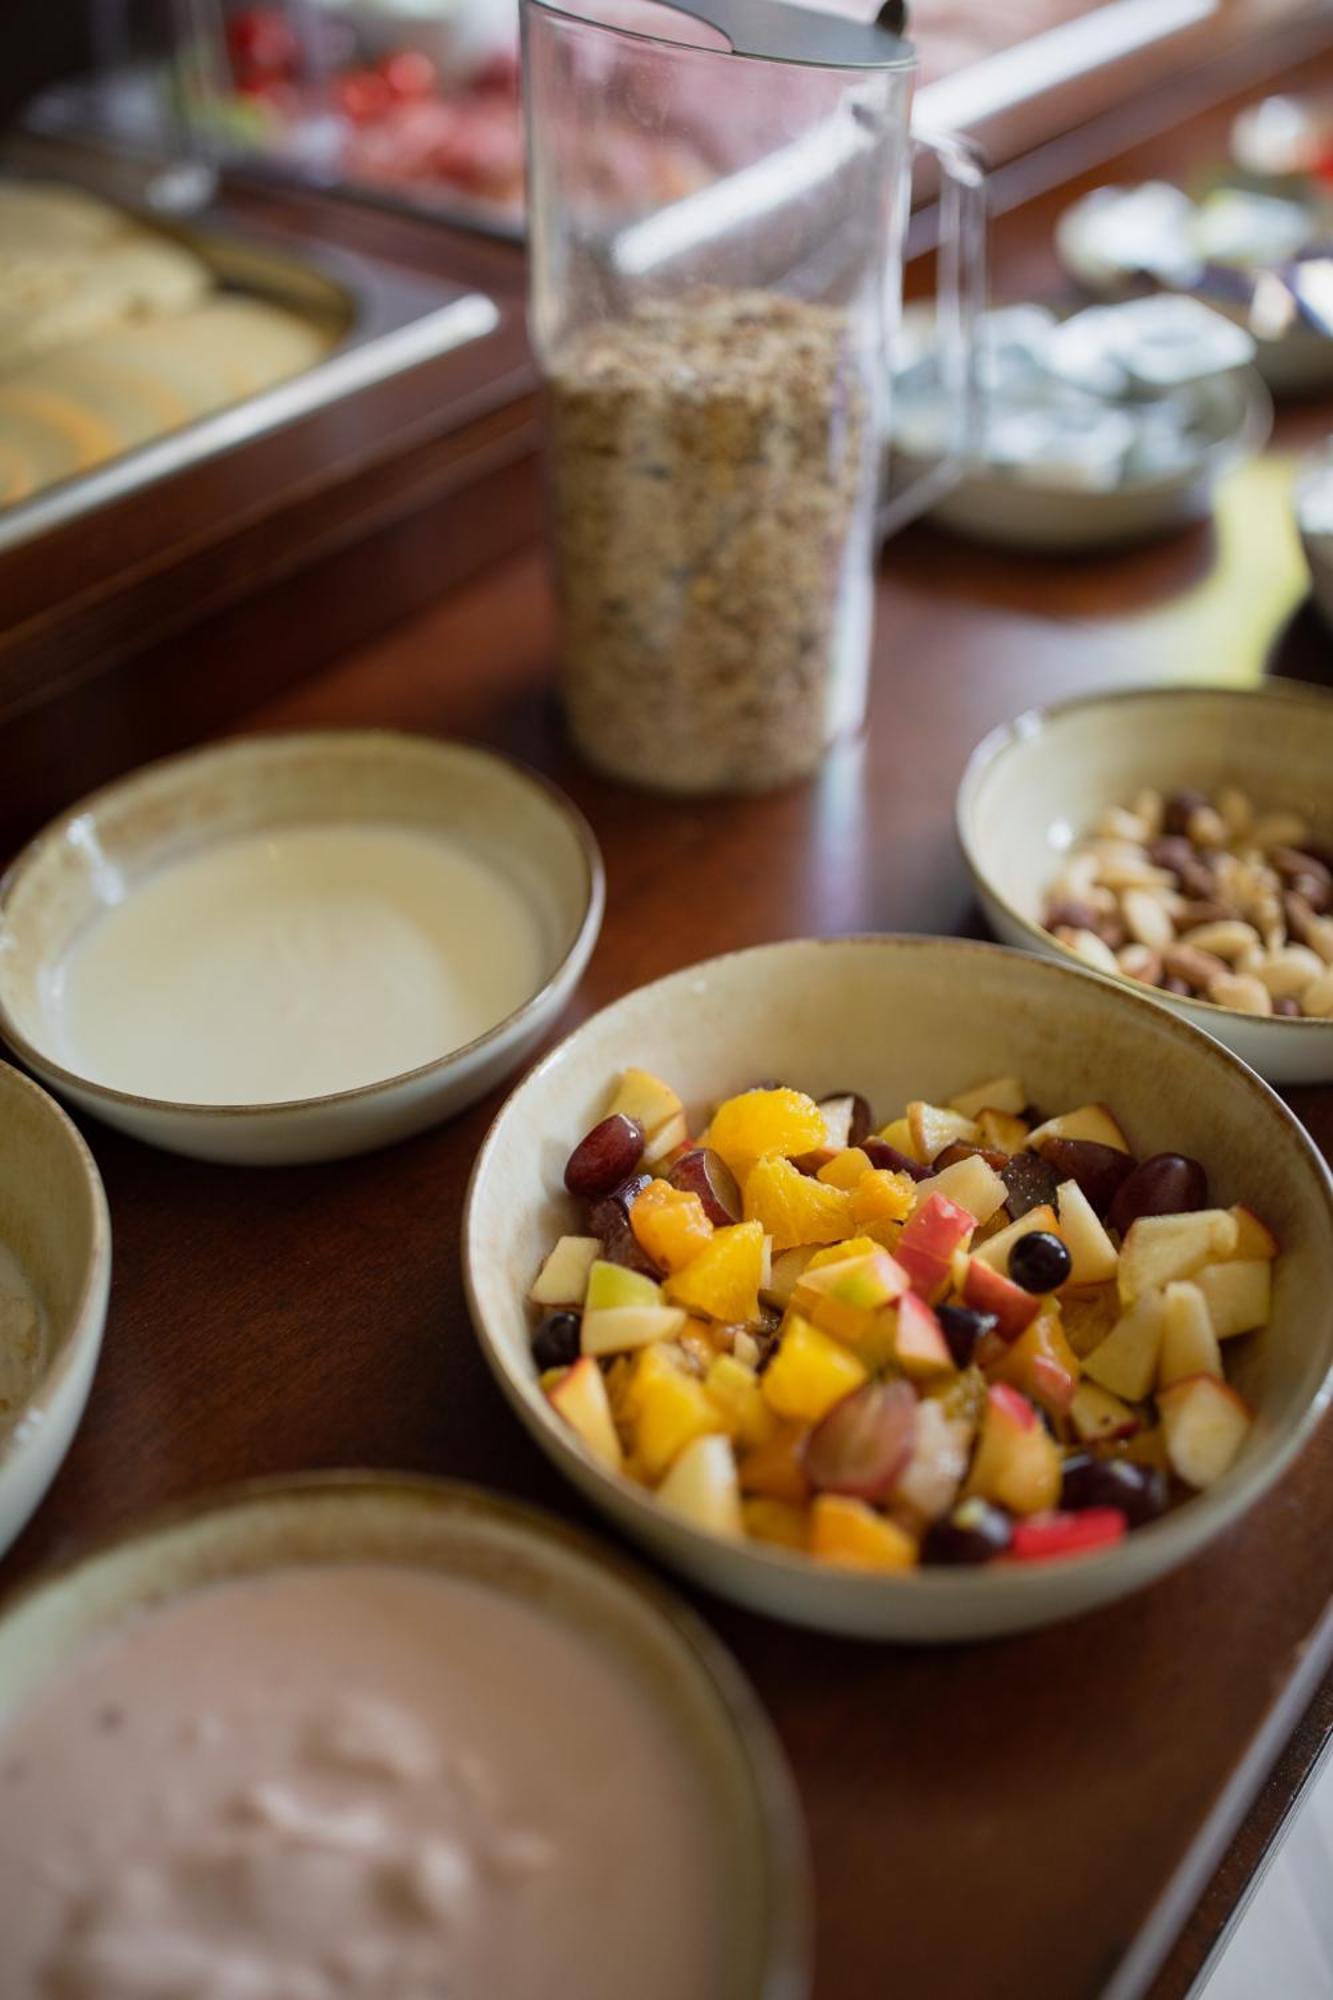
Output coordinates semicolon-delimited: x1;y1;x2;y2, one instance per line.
743;1154;856;1252
851;1169;916;1239
705;1088;826;1181
810;1496;918;1571
665;1221;766;1323
738;1421;812;1504
629;1179;714;1272
761;1315;868;1424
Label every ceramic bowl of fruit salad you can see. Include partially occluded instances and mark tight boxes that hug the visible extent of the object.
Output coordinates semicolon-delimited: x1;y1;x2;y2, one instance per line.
958;680;1333;1084
464;938;1333;1640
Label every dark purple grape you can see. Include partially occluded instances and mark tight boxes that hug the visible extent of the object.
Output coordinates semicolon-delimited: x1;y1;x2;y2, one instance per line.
585;1174;658;1278
803;1381;917;1499
937;1303;998;1369
1160;974;1192;997
922;1497;1013;1565
585;1174;651;1239
564;1114;645;1198
863;1138;930;1182
597;1218;660;1278
1107;1153;1209;1238
532;1311;581;1371
1008;1230;1072;1294
667;1148;741;1226
1035;1137;1136;1220
1061;1452;1168;1527
1000;1150;1060;1221
1274;996;1302;1018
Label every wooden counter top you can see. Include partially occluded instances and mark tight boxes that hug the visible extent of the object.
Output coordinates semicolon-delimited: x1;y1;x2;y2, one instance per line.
1;42;1331;2000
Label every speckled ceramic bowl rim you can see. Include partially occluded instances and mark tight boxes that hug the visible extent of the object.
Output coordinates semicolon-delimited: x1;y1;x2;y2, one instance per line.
0;1468;811;1999
463;935;1333;1599
956;680;1333;1034
0;731;605;1120
0;1059;110;1468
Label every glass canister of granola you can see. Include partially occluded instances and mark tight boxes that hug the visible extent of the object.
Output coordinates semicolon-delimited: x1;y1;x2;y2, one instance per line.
522;0;986;795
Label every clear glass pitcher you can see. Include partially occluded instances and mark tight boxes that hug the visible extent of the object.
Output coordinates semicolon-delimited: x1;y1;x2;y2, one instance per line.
524;0;984;794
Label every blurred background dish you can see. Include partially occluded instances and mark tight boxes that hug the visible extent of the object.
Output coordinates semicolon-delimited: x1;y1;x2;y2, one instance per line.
890;297;1270;549
1055;97;1333;397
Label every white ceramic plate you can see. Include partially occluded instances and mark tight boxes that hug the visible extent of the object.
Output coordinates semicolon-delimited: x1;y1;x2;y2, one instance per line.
0;731;604;1164
0;1059;110;1558
958;682;1333;1084
0;1471;809;2000
464;936;1333;1641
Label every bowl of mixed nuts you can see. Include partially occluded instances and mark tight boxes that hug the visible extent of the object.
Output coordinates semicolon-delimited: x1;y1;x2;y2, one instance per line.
958;682;1333;1083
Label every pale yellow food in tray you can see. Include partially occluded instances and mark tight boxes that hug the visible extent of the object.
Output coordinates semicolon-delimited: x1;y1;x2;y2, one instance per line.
0;181;334;510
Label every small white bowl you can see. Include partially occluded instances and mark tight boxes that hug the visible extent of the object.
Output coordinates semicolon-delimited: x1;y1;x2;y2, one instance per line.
0;732;603;1165
0;1472;809;1999
1294;440;1333;633
958;683;1333;1085
464;937;1333;1641
0;1059;110;1558
919;368;1270;553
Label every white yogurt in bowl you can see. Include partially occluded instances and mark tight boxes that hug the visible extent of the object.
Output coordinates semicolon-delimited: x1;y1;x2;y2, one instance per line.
0;1477;808;1998
0;733;604;1163
48;823;544;1106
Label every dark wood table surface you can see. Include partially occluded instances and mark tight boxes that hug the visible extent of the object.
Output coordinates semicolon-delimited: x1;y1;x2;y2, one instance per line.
3;49;1333;2000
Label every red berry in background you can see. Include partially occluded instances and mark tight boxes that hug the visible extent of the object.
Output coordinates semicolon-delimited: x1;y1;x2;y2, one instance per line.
380;49;439;100
334;67;395;125
470;47;521;96
226;7;301;85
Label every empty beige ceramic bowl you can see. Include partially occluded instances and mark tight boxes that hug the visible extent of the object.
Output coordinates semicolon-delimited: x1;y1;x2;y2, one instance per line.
0;1472;810;1999
464;937;1333;1642
0;1059;110;1558
958;682;1333;1085
0;732;603;1164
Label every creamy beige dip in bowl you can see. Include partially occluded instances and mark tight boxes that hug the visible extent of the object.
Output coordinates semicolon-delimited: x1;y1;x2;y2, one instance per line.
0;732;604;1164
0;1058;109;1560
0;1472;809;2000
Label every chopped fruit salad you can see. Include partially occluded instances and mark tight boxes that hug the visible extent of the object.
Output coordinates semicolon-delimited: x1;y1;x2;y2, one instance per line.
529;1071;1277;1571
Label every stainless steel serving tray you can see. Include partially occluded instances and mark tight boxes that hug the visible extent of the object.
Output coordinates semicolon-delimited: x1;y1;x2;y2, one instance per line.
0;193;500;555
